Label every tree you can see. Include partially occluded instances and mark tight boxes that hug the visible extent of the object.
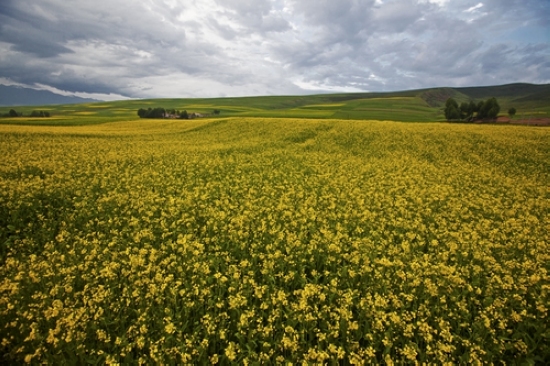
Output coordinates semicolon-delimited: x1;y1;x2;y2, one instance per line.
459;101;476;121
137;108;148;118
137;107;166;119
467;100;477;121
478;97;500;120
508;107;516;119
30;110;50;117
9;109;18;117
476;101;485;117
470;100;478;114
488;98;500;120
151;108;166;118
444;98;460;121
137;107;193;119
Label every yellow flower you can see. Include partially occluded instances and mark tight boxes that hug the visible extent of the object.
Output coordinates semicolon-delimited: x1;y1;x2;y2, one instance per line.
225;342;237;361
164;322;176;334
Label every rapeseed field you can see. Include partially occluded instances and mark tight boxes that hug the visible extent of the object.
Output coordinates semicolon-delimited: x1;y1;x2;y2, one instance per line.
0;118;548;364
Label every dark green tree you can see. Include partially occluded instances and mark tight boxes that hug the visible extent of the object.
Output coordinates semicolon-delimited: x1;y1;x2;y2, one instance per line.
478;97;500;120
460;102;468;120
30;110;50;117
470;100;478;114
8;109;18;117
477;101;485;117
137;107;166;119
463;101;477;121
137;108;148;118
444;98;460;121
179;110;189;119
151;108;166;118
459;102;477;121
508;107;516;119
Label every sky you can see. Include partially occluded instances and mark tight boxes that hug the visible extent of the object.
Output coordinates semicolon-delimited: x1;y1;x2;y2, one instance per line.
0;0;549;101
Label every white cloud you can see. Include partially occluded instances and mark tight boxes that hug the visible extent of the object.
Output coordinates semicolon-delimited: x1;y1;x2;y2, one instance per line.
418;0;449;6
293;77;365;93
465;3;484;13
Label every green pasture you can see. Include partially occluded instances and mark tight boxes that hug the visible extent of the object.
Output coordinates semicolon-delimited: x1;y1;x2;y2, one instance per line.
0;83;547;126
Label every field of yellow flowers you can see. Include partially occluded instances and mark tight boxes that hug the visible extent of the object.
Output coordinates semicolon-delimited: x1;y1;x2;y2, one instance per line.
0;118;549;364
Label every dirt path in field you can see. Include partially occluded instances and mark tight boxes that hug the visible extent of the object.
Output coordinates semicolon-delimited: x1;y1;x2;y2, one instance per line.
496;116;550;126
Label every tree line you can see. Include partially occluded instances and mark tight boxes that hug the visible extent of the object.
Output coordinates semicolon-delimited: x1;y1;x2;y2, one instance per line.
1;109;50;118
137;108;187;119
137;108;221;119
444;97;516;122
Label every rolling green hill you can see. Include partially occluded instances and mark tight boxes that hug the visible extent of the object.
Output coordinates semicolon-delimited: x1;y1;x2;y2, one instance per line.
456;83;550;118
0;83;548;125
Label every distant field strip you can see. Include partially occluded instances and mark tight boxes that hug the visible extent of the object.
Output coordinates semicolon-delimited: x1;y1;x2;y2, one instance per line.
0;118;548;364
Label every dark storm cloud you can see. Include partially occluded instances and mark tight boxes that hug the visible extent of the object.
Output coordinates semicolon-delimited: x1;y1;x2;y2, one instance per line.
0;4;73;57
0;0;548;99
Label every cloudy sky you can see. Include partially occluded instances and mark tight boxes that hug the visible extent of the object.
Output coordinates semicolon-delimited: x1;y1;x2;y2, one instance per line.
0;0;549;100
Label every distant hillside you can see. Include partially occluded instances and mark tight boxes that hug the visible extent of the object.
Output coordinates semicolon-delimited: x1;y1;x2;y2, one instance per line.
455;83;550;101
299;83;550;109
0;82;547;124
0;85;97;106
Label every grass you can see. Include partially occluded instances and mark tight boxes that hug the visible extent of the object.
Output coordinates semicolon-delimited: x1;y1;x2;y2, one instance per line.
1;83;548;126
0;118;549;364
